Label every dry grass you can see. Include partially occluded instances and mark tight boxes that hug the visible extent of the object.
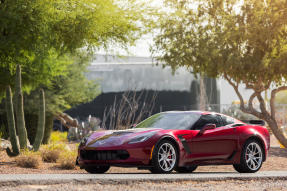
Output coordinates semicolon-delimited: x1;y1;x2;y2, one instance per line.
41;150;60;163
15;151;41;169
40;143;68;163
57;150;77;170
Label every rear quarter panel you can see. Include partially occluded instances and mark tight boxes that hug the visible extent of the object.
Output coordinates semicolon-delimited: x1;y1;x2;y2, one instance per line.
236;125;270;160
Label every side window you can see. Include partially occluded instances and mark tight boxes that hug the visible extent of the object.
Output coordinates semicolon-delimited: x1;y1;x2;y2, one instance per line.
221;115;235;125
215;115;224;127
192;115;221;130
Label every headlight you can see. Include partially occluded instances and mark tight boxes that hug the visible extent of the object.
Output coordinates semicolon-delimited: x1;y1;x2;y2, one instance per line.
128;132;156;144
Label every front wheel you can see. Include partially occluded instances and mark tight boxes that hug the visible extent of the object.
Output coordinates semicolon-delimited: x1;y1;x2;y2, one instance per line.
150;140;178;173
233;139;264;173
84;166;110;174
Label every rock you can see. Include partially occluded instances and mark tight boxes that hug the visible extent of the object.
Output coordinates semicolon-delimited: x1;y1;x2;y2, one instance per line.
1;137;32;151
0;139;11;151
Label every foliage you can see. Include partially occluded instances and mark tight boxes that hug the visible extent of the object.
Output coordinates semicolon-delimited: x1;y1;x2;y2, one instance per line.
23;57;100;144
0;0;145;98
153;0;287;147
50;131;68;144
24;56;100;115
15;151;41;168
275;91;287;104
58;150;77;170
153;0;287;84
33;89;45;151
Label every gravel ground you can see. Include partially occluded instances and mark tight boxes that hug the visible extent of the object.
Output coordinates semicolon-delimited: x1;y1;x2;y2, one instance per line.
0;135;286;174
0;179;286;191
0;135;286;190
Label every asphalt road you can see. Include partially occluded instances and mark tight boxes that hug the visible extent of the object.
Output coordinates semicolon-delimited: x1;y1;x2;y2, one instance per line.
0;171;287;186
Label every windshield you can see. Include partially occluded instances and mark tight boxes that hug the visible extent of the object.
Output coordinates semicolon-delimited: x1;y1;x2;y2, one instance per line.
135;112;201;130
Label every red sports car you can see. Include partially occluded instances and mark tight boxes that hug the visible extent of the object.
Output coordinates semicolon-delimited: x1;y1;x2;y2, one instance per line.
77;111;270;174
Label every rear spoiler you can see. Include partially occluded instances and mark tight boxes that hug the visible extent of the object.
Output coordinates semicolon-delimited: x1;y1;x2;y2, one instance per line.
241;120;265;126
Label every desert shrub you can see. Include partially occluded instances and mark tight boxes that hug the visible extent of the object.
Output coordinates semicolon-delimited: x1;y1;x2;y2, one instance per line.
15;151;41;168
41;149;60;163
40;143;68;162
58;150;77;170
50;131;68;143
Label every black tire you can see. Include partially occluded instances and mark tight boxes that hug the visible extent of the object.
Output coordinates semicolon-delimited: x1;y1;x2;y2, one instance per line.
150;140;179;174
176;166;197;173
233;139;264;173
84;166;110;174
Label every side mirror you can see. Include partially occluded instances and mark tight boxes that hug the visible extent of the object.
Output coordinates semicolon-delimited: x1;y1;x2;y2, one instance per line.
199;123;216;135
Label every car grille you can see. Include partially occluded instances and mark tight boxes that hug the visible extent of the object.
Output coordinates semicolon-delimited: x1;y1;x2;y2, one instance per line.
80;150;129;160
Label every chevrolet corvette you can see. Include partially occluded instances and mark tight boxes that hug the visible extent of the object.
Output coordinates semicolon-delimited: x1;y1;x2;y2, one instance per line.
77;111;270;174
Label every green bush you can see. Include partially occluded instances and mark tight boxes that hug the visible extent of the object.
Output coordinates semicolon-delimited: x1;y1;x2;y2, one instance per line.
50;131;68;143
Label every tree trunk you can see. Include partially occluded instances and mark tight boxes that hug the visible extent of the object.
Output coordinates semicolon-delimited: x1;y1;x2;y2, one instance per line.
199;76;207;110
266;118;287;147
224;75;287;148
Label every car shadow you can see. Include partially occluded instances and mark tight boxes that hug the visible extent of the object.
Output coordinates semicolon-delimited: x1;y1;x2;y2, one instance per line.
268;147;287;157
104;172;236;175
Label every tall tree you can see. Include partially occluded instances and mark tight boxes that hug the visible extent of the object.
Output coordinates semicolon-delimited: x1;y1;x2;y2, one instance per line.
153;0;287;147
23;55;100;143
0;0;144;97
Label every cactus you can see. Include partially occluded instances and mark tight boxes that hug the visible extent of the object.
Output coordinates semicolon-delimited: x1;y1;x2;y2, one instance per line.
15;64;28;149
5;86;20;156
14;64;22;110
33;89;45;151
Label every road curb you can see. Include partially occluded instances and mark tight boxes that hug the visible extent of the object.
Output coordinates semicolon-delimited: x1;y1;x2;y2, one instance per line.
0;172;287;186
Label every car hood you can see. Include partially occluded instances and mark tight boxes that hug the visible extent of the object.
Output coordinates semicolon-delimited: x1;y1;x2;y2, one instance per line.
85;128;161;147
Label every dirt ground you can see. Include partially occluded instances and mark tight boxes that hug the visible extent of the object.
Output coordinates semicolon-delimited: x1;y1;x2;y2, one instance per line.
0;135;286;174
1;179;287;191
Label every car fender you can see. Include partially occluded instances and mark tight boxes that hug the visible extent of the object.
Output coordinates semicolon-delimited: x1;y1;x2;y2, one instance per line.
237;125;269;160
150;134;187;165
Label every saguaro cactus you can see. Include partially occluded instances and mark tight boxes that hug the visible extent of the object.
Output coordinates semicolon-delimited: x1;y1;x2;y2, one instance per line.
5;86;20;156
33;89;45;151
15;64;28;149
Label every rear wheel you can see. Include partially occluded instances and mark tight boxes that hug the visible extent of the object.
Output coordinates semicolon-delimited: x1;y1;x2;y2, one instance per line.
150;140;178;173
233;139;263;173
176;166;197;173
84;166;110;174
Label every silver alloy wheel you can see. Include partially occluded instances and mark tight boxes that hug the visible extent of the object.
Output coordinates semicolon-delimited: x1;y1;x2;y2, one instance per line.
158;143;176;171
245;142;263;171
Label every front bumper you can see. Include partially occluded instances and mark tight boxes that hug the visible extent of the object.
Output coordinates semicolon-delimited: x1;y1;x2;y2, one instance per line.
77;146;153;168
